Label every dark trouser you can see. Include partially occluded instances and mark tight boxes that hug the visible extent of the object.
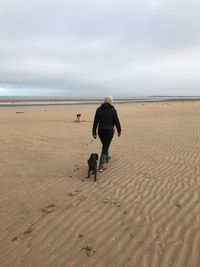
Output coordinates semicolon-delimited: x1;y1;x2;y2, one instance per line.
98;128;114;155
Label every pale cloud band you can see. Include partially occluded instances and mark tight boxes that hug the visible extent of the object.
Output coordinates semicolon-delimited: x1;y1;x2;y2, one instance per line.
0;0;200;97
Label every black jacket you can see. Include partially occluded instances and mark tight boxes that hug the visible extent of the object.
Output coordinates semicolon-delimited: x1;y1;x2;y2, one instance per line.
92;103;121;135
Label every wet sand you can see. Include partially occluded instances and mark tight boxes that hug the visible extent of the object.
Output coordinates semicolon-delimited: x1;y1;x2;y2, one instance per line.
1;101;200;267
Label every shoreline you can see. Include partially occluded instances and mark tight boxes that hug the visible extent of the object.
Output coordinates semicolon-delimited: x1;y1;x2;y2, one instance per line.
0;96;200;107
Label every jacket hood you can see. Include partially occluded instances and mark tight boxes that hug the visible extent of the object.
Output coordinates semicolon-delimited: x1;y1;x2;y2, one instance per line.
104;95;113;105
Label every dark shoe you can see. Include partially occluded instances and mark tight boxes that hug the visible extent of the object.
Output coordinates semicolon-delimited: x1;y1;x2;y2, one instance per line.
106;155;111;163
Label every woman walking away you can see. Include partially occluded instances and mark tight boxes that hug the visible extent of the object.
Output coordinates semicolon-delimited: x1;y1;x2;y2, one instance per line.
92;96;121;172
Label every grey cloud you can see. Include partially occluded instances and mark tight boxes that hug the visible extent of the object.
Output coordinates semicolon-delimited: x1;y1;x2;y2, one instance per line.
0;0;200;96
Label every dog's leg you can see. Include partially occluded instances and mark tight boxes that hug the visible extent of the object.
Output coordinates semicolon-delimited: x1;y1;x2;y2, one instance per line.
94;167;97;182
87;168;90;178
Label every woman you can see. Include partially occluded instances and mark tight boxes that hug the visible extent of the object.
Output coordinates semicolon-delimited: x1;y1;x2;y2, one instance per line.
92;96;121;172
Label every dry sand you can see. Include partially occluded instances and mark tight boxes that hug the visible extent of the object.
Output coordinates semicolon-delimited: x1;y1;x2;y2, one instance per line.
1;101;200;267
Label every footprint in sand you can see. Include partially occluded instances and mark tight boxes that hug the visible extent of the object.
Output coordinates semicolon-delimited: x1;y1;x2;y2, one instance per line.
72;195;87;207
81;245;96;257
78;234;84;238
12;236;18;241
73;165;80;172
69;189;81;196
42;204;56;215
103;197;121;207
22;226;33;235
12;226;33;242
129;233;135;238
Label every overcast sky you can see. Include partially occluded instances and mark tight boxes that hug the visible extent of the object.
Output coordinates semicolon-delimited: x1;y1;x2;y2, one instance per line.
0;0;200;97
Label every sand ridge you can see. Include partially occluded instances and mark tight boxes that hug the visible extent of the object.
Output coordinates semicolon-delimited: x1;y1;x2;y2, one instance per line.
1;101;200;267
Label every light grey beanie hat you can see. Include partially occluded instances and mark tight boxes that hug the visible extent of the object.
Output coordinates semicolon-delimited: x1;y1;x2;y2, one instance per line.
104;95;113;105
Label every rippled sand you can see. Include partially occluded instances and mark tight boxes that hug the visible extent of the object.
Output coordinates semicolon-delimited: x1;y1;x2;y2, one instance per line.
1;101;200;267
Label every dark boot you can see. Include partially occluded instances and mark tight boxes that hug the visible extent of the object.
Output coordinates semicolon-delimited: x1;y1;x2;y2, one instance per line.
106;155;111;163
99;154;107;172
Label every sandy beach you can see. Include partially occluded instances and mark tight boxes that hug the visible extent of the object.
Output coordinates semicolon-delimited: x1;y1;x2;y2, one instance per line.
1;100;200;267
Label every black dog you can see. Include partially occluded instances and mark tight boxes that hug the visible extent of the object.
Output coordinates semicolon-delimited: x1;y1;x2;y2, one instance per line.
87;153;98;181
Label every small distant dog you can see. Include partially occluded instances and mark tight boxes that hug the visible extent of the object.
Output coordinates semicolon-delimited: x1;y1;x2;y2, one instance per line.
87;153;98;182
76;113;81;122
